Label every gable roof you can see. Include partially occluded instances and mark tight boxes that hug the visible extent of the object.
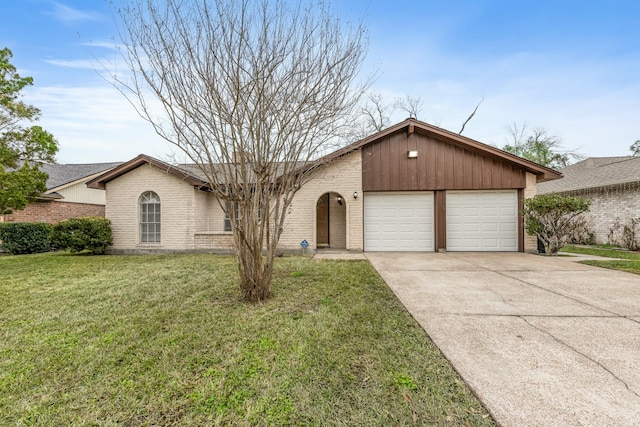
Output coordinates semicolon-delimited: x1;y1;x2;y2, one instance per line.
307;118;562;182
538;156;640;194
43;162;123;191
86;154;210;190
88;119;563;189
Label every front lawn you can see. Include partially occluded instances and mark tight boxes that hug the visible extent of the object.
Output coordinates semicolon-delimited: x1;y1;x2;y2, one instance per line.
0;253;494;426
562;245;640;275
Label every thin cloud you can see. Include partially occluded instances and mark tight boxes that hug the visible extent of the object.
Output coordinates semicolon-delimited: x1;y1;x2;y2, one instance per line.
44;59;97;69
46;1;104;25
81;40;125;50
23;84;172;163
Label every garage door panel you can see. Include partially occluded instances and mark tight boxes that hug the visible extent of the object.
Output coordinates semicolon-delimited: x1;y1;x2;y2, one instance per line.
365;192;434;252
501;223;516;232
483;223;498;232
447;191;518;252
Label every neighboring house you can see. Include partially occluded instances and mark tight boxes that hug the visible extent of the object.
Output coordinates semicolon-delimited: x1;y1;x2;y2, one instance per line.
87;119;561;254
2;162;122;224
538;156;640;244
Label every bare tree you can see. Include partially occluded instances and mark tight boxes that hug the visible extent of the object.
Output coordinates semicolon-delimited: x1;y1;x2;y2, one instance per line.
503;123;582;169
111;0;368;302
360;92;390;133
358;93;483;137
393;95;423;119
630;140;640;156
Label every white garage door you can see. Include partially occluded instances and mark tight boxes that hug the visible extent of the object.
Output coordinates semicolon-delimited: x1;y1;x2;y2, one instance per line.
446;190;518;251
364;192;434;251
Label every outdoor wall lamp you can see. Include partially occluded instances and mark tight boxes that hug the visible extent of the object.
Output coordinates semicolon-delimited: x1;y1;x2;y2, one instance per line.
337;196;344;206
353;191;358;199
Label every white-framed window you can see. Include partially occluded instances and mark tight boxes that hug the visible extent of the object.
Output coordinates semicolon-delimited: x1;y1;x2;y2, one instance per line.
223;202;236;232
139;191;161;243
224;201;262;232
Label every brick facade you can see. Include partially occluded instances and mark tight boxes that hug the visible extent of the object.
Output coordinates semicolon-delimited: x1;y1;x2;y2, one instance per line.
2;200;105;224
103;152;363;254
523;172;538;252
101;150;545;254
105;163;201;251
279;150;363;251
562;183;640;244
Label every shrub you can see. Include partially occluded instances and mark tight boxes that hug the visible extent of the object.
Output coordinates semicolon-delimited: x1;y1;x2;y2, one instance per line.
523;194;591;255
608;217;640;251
51;217;113;255
0;222;52;255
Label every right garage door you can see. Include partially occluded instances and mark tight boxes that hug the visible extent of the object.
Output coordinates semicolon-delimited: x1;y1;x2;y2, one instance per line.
446;190;518;251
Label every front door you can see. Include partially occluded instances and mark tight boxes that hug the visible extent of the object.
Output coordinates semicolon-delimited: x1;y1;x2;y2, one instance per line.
316;193;330;247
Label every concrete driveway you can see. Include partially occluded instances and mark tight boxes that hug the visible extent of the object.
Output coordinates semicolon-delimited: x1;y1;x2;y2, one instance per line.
366;252;640;427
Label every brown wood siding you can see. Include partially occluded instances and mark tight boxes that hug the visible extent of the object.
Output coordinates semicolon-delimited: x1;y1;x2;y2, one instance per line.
434;190;446;251
362;130;526;191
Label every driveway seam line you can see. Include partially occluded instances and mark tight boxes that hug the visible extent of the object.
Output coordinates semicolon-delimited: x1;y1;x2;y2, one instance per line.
459;257;621;316
492;269;624;318
519;315;640;399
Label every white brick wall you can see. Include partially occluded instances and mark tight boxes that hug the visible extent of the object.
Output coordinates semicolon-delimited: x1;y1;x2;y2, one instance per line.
105;153;363;252
523;172;538;252
106;163;199;250
279;150;363;251
571;186;640;244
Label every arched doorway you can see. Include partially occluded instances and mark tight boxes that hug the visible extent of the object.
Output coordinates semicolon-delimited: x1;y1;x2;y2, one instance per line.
316;192;346;249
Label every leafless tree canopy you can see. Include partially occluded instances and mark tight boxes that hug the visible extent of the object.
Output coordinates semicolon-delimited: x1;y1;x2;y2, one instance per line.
360;92;390;133
393;95;423;119
112;0;368;301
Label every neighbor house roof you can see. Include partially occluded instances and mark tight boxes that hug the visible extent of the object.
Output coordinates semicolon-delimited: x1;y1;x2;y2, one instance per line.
43;162;123;191
538;156;640;194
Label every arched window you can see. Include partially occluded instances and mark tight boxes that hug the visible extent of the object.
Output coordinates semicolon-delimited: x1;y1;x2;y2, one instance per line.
139;191;161;243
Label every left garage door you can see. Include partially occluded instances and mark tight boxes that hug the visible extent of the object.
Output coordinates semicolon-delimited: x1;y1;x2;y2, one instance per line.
364;192;434;251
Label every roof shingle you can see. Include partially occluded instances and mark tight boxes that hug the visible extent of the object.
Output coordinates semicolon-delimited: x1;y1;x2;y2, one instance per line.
42;162;123;190
537;156;640;194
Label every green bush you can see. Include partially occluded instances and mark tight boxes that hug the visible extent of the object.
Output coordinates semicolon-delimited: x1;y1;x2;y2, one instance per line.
51;217;113;255
0;222;52;255
523;193;591;255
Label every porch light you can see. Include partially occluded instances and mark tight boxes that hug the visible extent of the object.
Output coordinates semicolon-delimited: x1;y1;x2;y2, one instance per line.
407;150;418;158
353;191;358;199
337;196;343;206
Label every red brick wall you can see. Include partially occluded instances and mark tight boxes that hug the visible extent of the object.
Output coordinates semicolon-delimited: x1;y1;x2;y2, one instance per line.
2;201;106;224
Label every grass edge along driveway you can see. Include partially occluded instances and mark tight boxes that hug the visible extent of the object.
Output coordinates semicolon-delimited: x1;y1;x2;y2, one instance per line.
0;253;494;426
562;245;640;275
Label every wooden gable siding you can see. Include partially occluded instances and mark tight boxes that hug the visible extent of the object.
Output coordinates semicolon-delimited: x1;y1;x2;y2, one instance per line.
361;130;525;191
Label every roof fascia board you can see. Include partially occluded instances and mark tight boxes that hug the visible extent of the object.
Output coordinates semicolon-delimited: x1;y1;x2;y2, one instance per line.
87;154;209;189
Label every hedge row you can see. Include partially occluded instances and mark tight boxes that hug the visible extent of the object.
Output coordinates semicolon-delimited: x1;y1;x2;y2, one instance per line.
0;222;52;255
0;217;112;255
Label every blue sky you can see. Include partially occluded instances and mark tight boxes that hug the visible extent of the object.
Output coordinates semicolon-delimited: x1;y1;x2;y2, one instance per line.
2;0;639;163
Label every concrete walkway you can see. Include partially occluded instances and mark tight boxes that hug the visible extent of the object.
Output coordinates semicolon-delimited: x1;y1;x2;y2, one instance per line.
366;252;640;427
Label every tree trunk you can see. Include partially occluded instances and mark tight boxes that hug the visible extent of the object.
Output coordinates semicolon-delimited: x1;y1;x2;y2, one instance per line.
234;214;276;302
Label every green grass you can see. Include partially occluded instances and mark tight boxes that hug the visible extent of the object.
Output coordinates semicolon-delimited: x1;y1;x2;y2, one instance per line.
0;253;494;426
562;245;640;275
